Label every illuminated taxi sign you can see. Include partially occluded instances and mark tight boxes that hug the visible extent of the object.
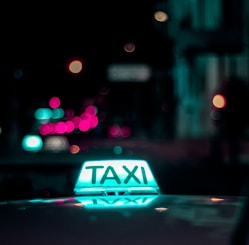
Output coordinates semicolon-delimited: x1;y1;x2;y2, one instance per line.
76;195;158;209
74;160;160;195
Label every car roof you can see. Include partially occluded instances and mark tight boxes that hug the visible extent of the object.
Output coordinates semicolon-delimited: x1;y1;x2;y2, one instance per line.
0;194;247;245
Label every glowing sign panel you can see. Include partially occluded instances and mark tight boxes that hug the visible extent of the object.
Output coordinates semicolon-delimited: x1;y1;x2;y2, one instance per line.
74;160;159;195
107;64;151;82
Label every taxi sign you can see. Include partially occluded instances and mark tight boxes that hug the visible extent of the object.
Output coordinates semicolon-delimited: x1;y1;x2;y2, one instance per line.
74;159;160;196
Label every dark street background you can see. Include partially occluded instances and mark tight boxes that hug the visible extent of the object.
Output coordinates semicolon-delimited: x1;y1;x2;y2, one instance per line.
0;138;249;199
1;0;249;200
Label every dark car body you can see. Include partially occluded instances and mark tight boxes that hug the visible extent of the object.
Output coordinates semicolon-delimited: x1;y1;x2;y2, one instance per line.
1;158;249;245
0;194;248;245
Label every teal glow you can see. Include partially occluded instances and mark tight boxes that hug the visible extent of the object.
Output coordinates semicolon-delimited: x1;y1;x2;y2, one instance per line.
113;145;123;154
34;108;53;120
76;195;158;209
74;159;160;195
52;108;64;119
28;199;44;203
22;135;43;151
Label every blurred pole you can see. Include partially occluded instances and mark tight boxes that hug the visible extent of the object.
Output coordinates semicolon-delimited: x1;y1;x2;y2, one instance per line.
6;73;22;152
229;2;249;242
230;178;249;245
151;68;165;139
9;96;20;147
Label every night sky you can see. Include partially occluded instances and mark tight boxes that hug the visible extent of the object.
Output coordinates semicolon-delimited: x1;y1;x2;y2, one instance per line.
1;1;157;97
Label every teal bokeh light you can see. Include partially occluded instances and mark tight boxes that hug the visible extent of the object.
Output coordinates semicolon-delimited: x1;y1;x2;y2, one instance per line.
34;108;53;120
22;135;43;152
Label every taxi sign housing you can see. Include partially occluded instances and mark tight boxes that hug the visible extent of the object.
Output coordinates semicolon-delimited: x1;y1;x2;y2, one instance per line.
74;159;160;196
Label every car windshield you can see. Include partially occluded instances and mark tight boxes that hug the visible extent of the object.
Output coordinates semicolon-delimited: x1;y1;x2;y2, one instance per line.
1;1;249;242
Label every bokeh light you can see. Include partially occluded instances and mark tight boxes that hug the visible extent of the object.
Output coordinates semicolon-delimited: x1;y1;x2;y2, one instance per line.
212;94;226;109
124;42;136;53
66;57;84;75
49;96;61;109
154;10;168;22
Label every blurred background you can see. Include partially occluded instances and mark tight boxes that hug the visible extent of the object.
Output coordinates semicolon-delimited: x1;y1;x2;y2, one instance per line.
0;0;249;165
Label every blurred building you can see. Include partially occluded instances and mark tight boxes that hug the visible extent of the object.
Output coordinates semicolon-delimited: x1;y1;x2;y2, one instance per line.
154;0;249;139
